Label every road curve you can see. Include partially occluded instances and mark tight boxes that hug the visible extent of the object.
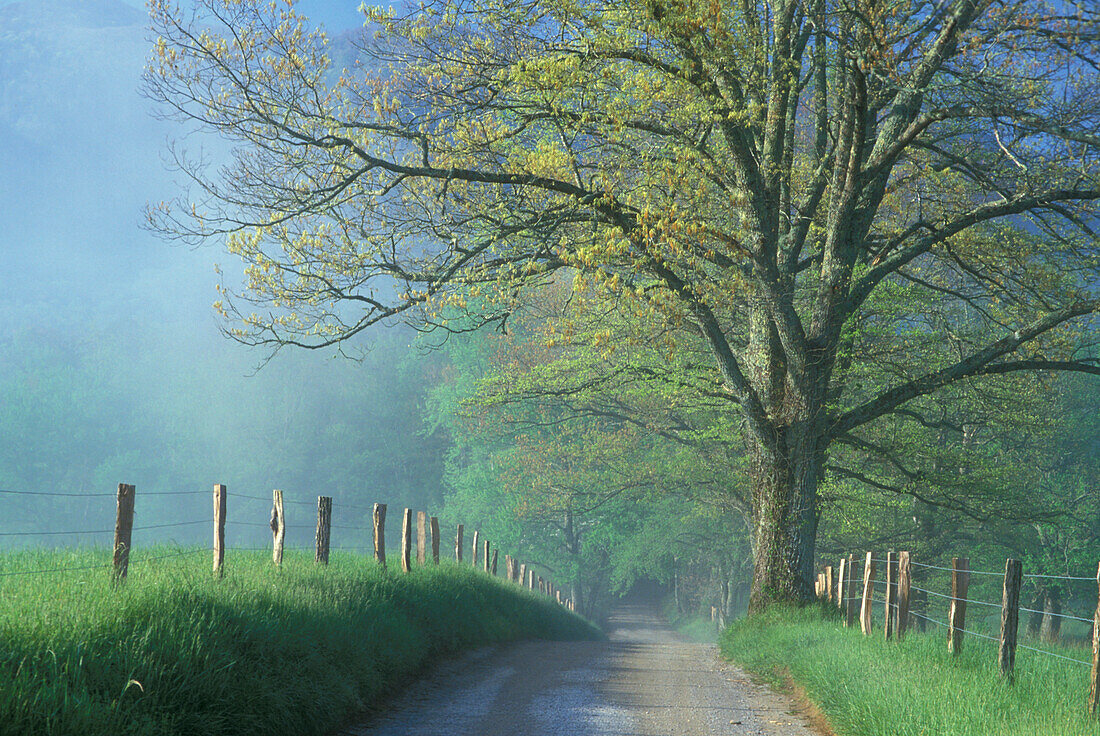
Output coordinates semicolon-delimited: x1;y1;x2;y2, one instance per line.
340;602;821;736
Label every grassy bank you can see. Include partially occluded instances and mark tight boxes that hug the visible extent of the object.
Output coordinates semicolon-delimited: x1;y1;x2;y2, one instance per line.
720;604;1094;736
0;548;600;736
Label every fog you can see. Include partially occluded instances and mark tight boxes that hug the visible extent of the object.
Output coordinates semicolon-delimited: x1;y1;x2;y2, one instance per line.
0;0;442;550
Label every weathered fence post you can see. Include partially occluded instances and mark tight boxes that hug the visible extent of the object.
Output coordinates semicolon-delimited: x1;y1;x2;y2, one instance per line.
845;554;857;627
885;551;897;640
430;517;440;564
897;551;912;640
538;576;545;594
113;483;136;582
1089;561;1100;717
825;565;834;604
999;558;1023;680
212;483;226;577
373;503;386;568
527;568;535;590
271;489;285;567
416;511;427;565
860;552;876;635
455;523;464;563
837;557;847;610
483;539;491;573
948;557;970;654
401;508;413;573
490;548;498;575
316;496;332;565
519;563;527;587
505;555;515;581
471;530;480;567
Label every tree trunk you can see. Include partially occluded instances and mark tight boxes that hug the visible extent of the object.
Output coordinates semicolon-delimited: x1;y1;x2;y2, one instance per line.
1040;588;1062;644
747;420;822;613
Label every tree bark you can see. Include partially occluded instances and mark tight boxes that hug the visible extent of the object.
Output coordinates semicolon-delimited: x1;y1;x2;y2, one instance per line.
747;420;822;612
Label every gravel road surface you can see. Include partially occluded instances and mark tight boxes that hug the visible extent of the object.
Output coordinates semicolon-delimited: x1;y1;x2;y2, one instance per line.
341;602;821;736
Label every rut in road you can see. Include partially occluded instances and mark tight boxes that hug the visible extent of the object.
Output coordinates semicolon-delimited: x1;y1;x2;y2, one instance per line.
342;602;822;736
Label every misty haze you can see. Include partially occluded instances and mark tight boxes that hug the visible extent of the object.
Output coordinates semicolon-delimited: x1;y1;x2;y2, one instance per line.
1;1;1098;735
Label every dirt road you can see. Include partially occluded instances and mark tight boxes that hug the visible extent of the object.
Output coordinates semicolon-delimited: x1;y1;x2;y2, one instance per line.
341;602;821;736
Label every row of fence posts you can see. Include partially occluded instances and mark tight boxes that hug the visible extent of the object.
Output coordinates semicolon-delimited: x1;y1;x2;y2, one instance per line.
814;552;1100;717
111;483;575;612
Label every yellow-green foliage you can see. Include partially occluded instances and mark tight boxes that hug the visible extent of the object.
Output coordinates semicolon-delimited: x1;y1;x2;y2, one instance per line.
0;548;600;736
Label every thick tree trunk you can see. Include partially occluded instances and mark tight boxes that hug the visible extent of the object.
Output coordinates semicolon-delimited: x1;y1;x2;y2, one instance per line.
747;420;823;613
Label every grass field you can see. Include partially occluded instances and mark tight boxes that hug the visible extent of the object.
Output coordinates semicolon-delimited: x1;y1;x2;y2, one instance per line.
720;604;1095;736
0;547;600;736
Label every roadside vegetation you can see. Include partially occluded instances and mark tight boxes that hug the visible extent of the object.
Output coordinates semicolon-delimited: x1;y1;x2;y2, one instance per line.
659;596;720;644
0;548;600;736
720;605;1093;736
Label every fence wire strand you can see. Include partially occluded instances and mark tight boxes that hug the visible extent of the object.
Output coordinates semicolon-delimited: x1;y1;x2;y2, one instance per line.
1018;606;1094;625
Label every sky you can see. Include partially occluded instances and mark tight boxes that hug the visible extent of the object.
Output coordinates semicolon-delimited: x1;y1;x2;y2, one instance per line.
0;0;369;31
0;0;437;532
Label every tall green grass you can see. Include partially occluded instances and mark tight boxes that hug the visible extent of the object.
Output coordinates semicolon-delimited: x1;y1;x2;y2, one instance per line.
720;604;1095;736
0;547;600;736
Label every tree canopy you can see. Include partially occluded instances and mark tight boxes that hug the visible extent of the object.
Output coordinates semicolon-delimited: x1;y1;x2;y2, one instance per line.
147;0;1100;609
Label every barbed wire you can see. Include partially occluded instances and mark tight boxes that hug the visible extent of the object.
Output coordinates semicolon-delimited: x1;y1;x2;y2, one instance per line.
906;560;1005;577
1022;572;1096;582
899;605;1094;668
131;548;207;564
909;584;997;608
1016;642;1090;666
1018;606;1094;625
0;488;209;498
0;519;209;537
0;559;114;577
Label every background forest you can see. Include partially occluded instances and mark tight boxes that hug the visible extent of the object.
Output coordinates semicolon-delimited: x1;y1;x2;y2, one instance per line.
1;0;1098;637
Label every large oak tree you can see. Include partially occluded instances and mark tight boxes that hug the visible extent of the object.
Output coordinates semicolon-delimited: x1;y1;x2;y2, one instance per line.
147;0;1100;610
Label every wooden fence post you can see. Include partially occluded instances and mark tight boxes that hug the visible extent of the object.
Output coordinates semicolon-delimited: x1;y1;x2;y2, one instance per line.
401;508;413;573
897;551;912;640
373;503;386;568
1088;561;1100;717
416;511;427;565
519;563;527;586
490;548;498;575
538;576;544;594
844;554;856;627
825;565;834;604
455;523;464;563
836;556;844;607
528;568;535;590
885;551;897;640
483;539;491;573
948;557;969;654
860;552;876;635
505;555;514;581
271;489;285;567
471;530;480;567
999;558;1023;679
212;483;226;577
316;496;332;565
113;483;136;582
430;517;440;564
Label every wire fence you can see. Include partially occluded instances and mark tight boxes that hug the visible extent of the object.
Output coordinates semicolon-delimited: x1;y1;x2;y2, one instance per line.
818;549;1099;700
0;483;576;611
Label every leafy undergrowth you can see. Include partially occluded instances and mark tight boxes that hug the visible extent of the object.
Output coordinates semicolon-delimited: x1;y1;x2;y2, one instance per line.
0;548;601;736
720;604;1094;736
